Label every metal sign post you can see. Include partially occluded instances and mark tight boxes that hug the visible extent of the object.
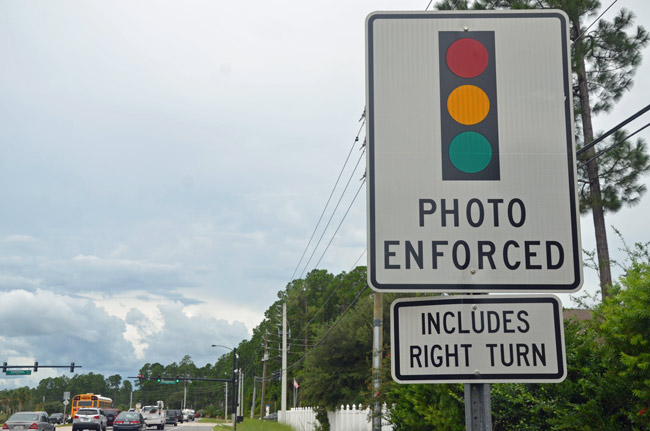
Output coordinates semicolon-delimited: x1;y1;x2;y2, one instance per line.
465;384;491;431
365;9;579;429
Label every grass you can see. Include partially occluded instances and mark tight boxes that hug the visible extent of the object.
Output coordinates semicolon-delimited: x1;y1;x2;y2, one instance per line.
211;418;294;430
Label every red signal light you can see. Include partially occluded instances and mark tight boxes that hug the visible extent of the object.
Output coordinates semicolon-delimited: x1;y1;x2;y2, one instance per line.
446;38;488;78
29;424;39;429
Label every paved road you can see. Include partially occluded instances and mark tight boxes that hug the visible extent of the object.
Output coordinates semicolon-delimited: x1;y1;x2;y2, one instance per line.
58;422;227;431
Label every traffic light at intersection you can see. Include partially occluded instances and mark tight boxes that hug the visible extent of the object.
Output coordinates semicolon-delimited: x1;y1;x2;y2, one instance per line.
439;31;500;181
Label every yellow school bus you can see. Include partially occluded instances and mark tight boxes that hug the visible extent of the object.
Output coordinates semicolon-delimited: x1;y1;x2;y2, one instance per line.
71;394;113;417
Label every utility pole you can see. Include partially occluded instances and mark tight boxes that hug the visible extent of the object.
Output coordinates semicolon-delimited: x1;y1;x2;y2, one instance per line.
238;370;244;417
250;377;257;418
183;380;187;411
280;301;287;422
259;331;268;419
231;348;237;430
372;292;383;431
224;383;228;421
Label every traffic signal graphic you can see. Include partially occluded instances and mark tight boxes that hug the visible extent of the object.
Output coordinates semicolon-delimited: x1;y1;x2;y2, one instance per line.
439;31;499;180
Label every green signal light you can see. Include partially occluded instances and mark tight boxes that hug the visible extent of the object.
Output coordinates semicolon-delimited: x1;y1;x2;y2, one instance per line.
449;132;492;174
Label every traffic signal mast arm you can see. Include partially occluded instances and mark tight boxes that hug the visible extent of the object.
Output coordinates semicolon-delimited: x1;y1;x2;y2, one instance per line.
129;375;232;382
2;362;79;372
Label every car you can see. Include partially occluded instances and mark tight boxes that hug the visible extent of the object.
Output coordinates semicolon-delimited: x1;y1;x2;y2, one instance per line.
3;412;56;431
112;412;145;431
164;411;177;426
172;410;182;424
72;408;107;431
263;412;278;421
49;413;64;424
140;406;164;430
102;409;119;427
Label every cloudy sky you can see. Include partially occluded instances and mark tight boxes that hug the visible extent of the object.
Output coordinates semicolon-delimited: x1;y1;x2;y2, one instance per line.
1;0;649;390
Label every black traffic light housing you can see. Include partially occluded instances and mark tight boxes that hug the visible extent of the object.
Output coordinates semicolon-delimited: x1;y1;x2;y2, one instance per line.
439;31;500;181
156;376;161;383
70;362;75;373
175;376;180;383
33;361;38;372
2;362;6;373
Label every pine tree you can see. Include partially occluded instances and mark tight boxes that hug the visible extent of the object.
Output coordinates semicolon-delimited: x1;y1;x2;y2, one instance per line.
436;0;649;299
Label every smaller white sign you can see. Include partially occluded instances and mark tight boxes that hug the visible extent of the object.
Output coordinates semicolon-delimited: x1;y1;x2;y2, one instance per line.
63;400;69;406
391;295;566;383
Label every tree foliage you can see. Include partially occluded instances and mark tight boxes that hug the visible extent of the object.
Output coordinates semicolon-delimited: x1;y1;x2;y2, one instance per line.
437;0;649;294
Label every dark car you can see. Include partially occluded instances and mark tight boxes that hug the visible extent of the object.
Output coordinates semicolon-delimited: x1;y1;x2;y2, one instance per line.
174;410;183;424
263;412;278;421
50;413;64;424
164;410;177;426
112;412;145;431
4;412;56;431
103;409;119;427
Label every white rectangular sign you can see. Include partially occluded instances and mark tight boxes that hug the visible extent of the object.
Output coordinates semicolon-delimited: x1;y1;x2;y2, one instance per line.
391;295;566;383
366;11;582;292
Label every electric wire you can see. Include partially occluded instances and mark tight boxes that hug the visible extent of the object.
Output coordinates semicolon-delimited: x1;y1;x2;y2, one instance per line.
313;179;365;269
288;119;366;282
285;281;370;372
579;121;650;168
574;0;619;42
577;104;650;156
297;149;366;280
289;247;367;347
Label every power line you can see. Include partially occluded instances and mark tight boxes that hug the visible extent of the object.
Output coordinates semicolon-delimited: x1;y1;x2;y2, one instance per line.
290;247;367;344
289;118;366;282
574;0;619;42
297;149;366;279
286;282;370;372
579;121;650;168
313;179;365;269
577;104;650;156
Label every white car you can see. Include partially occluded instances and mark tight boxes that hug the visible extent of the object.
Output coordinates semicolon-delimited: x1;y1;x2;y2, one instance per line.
141;406;165;430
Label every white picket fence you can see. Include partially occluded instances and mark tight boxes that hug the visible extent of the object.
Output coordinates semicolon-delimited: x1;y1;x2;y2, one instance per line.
281;404;393;431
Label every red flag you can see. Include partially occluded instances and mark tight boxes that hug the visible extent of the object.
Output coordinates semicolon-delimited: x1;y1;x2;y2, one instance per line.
293;379;299;389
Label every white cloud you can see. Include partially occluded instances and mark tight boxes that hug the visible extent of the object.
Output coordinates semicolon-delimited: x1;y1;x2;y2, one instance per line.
0;0;648;392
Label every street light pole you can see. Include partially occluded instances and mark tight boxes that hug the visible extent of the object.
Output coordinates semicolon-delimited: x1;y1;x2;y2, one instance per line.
231;348;237;429
212;344;238;431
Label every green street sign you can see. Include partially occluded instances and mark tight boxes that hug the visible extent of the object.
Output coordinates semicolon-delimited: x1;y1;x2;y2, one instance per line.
160;381;176;384
6;370;31;375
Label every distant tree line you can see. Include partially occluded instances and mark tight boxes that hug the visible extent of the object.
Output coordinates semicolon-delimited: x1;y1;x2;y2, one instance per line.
0;373;131;422
2;238;650;429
